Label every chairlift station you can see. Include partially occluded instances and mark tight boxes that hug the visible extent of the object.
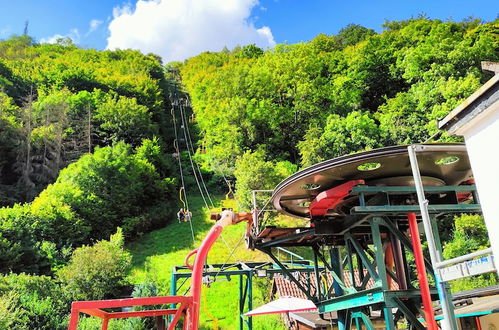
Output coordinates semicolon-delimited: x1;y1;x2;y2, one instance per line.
68;61;499;329
246;143;482;329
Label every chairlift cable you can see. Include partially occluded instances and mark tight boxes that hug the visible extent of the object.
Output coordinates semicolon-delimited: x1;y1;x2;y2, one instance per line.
184;95;235;201
178;101;209;210
170;95;195;244
178;102;237;255
183;100;215;208
180;95;240;260
212;232;246;280
184;103;245;257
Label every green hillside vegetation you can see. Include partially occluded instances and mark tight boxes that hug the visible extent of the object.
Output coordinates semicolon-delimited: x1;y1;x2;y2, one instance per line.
0;17;497;329
126;196;286;330
180;18;499;208
0;35;173;205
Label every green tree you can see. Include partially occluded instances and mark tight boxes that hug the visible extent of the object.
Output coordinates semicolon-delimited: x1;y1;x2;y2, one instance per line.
337;24;375;47
57;228;131;301
0;204;48;274
41;140;176;240
0;272;69;329
234;149;297;210
94;92;156;146
298;111;384;167
443;215;497;291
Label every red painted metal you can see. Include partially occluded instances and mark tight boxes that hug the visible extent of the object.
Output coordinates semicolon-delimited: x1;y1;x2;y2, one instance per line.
407;212;438;330
68;296;191;330
476;316;482;330
68;210;245;330
384;242;395;289
185;248;198;270
189;224;225;329
308;180;364;217
457;179;475;202
105;309;179;318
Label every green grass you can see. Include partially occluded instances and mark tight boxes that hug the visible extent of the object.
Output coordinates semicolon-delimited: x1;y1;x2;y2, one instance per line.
125;195;287;330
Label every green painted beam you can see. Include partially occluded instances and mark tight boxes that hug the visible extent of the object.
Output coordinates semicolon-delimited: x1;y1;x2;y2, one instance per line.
385;289;439;299
318;289;384;312
351;185;477;194
351;204;481;214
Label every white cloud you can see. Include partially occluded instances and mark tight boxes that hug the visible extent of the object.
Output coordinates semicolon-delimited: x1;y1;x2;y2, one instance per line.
40;28;80;44
88;19;103;35
106;0;275;62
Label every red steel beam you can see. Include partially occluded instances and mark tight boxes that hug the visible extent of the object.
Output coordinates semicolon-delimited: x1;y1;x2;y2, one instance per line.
68;210;248;330
106;309;179;319
71;295;191;310
78;308;107;319
309;180;364;217
407;212;438;330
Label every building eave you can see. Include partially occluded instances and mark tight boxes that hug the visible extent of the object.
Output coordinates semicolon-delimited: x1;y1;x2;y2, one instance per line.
439;73;499;135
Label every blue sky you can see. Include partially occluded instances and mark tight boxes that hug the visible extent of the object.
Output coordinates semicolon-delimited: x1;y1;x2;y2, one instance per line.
0;0;497;62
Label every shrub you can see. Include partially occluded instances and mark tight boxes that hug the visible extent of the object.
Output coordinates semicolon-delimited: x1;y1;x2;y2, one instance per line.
443;214;497;291
0;196;87;274
42;140;176;240
57;228;132;301
234;149;297;210
0;204;49;274
0;273;69;329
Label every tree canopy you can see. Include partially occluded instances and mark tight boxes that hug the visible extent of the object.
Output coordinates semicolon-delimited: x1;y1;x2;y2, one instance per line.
180;18;498;180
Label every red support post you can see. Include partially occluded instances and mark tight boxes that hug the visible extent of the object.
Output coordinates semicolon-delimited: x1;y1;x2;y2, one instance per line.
407;212;438;330
101;318;109;330
188;219;229;328
309;180;364;217
67;210;247;330
68;308;80;330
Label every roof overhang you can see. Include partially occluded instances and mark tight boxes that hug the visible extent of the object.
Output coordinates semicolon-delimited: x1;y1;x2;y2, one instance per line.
439;62;499;135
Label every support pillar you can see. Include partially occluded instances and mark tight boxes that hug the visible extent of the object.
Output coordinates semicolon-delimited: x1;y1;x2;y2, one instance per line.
431;215;457;328
407;213;438;330
247;273;253;330
101;318;109;330
408;144;457;329
239;274;244;330
330;248;346;330
170;272;177;325
313;246;322;300
371;217;395;330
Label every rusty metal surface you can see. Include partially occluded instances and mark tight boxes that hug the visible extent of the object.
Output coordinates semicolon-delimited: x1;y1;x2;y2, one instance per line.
272;144;472;219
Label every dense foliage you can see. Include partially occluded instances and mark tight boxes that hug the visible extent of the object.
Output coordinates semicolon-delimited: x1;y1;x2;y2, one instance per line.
0;272;69;329
0;229;130;329
0;35;174;205
0;17;498;328
443;214;497;291
0;139;176;275
234;149;296;209
180;18;499;177
57;228;132;301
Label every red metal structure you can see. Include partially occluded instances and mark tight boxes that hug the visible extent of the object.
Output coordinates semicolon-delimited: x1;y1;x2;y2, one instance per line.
309;180;364;217
407;212;438;330
68;210;252;330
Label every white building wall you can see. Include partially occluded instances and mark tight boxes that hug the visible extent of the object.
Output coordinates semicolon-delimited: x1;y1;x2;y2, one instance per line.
457;99;499;264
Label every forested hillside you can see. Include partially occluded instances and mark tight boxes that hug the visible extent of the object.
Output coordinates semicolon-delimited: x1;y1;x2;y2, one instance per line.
0;17;498;329
0;36;186;328
0;36;175;204
179;18;499;209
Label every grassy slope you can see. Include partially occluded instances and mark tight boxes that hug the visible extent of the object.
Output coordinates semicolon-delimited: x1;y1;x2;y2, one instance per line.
125;195;287;329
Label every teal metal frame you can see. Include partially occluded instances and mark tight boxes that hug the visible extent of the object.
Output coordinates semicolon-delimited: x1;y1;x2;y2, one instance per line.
253;184;480;329
171;261;323;330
